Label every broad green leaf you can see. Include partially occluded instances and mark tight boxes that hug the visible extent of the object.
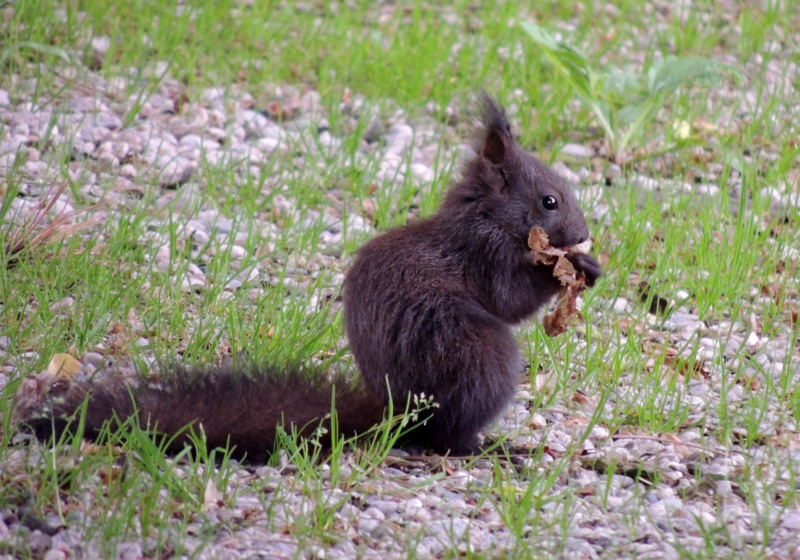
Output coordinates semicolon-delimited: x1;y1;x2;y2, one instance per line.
520;23;592;95
521;22;614;141
647;56;725;94
521;23;733;159
618;99;662;154
617;104;644;127
0;41;70;67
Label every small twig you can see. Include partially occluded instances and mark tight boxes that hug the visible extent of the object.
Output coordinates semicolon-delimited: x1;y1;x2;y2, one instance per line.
4;182;100;269
5;181;68;251
610;434;723;455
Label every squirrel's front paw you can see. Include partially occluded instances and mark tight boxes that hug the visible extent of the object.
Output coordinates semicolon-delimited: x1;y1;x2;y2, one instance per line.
567;252;602;287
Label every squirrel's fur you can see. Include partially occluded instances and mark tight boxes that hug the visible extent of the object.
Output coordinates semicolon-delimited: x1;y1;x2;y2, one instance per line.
13;94;601;460
14;365;385;459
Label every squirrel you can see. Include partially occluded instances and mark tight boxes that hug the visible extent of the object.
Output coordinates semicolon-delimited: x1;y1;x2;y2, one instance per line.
12;94;601;460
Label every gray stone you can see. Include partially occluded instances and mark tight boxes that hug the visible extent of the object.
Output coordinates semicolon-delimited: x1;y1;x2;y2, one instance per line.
560;142;593;159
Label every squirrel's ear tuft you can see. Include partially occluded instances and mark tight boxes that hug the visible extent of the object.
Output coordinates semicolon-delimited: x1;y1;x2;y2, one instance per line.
478;92;514;166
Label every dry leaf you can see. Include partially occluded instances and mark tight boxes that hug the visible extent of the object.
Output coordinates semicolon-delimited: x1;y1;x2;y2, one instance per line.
661;432;695;459
563;415;589;428
553;256;577;285
571;391;591;404
738;373;761;391
528;227;588;337
204;479;223;509
47;353;81;378
527;227;552;254
541;287;584;337
97;462;125;485
534;371;559;393
528;227;564;265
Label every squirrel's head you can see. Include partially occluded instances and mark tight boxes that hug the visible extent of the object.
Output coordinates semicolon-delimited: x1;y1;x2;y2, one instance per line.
444;93;590;249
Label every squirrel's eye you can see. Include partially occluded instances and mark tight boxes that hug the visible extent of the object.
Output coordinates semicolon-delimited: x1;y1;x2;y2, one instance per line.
542;195;558;211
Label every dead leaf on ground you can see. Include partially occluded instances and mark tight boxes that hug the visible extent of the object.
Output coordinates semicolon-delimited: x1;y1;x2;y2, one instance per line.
534;371;559;393
203;479;223;509
660;432;695;459
563;415;589;428
737;373;761;391
47;353;81;378
571;391;591;404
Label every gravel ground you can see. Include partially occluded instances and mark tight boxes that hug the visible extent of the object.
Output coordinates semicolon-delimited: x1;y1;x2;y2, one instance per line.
2;27;800;560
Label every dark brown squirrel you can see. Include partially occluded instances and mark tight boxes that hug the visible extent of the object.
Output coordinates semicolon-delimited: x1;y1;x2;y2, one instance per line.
13;94;601;460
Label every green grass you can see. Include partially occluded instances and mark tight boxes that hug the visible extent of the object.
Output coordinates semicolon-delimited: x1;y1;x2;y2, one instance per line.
1;0;800;557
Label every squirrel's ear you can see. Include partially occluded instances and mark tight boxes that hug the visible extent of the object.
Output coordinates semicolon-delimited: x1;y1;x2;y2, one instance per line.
478;93;514;166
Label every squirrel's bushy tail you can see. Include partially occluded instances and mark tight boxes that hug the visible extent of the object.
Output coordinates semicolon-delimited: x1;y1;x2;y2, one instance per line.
13;364;387;460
